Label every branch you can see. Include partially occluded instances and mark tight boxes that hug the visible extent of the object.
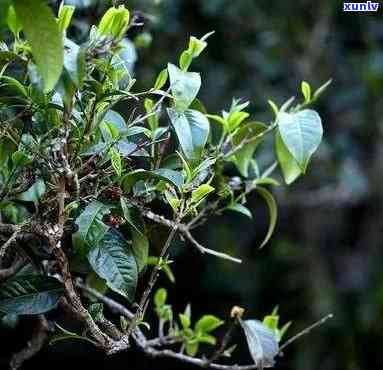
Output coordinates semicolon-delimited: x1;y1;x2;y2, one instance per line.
124;224;179;337
0;256;26;282
279;313;334;353
142;210;242;263
180;227;242;264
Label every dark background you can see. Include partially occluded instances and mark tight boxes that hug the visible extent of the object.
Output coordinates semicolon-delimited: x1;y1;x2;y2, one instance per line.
2;0;383;369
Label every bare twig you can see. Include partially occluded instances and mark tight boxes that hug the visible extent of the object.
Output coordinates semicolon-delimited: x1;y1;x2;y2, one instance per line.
0;256;27;282
279;313;334;353
0;229;20;263
142;210;242;263
125;224;179;336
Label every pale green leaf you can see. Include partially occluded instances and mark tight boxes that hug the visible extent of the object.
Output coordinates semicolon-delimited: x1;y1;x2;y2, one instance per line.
153;68;168;90
277;109;323;171
167;108;209;161
168;63;201;112
275;130;302;184
240;319;279;368
191;184;214;204
14;0;63;92
195;315;223;333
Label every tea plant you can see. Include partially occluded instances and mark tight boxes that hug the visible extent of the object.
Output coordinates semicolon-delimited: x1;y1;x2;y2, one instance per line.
0;2;332;369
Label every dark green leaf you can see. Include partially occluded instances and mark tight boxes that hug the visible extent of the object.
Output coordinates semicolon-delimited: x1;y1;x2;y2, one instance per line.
131;229;149;273
0;275;63;315
72;201;110;255
256;187;277;249
230;122;267;177
16;179;46;203
227;203;252;219
88;229;138;301
120;197;144;234
122;168;184;191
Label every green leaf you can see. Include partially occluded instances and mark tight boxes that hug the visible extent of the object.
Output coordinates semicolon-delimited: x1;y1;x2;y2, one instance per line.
122;168;184;192
88;229;138;301
1;75;28;97
63;38;85;87
227;203;252;219
179;313;191;329
195;315;223;333
72;201;110;255
279;321;292;341
0;0;12;31
97;5;130;40
144;98;158;132
188;35;208;57
7;6;22;37
50;323;97;346
120;197;144;234
13;0;63;92
109;147;122;177
131;229;149;273
240;319;279;368
301;81;311;102
227;111;249;132
191;184;214;204
275;130;302;185
58;4;75;33
230;122;267;177
154;68;168;90
256;187;277;249
186;341;199;357
88;303;105;322
168;63;201;112
16;179;46;204
154;288;167;307
167;108;209;162
179;50;193;71
277;109;323;171
86;272;108;296
198;333;217;345
268;100;279;116
0;275;63;315
263;315;279;332
11;150;29;167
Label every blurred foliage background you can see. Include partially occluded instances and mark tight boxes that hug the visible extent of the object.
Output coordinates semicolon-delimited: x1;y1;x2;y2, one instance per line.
3;0;383;369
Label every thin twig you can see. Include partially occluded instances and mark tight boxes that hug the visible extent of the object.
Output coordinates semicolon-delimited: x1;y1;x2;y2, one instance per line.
125;224;179;336
279;313;334;352
0;229;20;263
142;210;242;263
